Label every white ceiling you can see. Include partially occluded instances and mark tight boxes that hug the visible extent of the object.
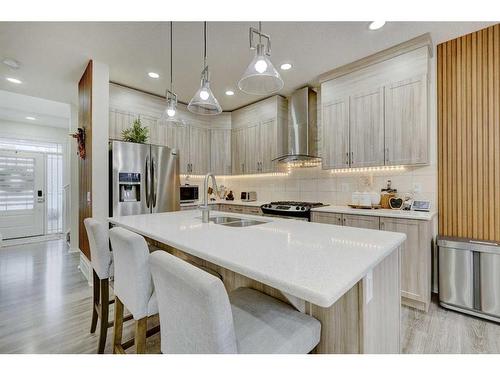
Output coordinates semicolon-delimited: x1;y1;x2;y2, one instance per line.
0;90;70;128
0;21;495;111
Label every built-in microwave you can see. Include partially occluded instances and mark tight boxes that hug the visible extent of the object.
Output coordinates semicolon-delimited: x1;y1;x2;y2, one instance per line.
180;185;199;203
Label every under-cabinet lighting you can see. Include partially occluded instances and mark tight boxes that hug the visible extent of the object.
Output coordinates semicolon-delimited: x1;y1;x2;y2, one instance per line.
148;72;160;79
25;116;36;120
330;165;406;174
180;172;290;179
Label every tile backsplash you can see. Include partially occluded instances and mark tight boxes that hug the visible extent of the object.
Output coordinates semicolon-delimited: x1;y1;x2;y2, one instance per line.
182;164;437;209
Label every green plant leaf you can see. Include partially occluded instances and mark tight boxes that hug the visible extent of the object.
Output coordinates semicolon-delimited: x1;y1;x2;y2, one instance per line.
122;118;149;144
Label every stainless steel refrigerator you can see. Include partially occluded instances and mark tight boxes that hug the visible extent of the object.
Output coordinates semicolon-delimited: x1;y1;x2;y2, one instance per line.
109;140;180;217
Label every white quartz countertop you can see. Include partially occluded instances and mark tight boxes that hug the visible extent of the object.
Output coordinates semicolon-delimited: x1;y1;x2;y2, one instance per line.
312;205;437;221
109;210;406;307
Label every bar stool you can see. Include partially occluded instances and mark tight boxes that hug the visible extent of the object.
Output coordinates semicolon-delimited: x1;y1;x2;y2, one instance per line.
149;250;322;354
109;227;159;354
84;218;114;354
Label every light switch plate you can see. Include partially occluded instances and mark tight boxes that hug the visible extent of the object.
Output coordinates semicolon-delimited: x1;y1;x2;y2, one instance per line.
364;270;373;304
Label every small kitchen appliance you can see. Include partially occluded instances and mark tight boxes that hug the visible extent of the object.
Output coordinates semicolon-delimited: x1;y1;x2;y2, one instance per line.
241;191;257;202
180;185;199;203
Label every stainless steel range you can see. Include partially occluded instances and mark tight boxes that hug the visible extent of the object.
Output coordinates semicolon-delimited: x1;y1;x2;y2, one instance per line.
260;201;326;221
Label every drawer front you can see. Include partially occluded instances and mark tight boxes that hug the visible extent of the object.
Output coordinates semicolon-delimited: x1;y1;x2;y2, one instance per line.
342;214;380;229
311;212;343;225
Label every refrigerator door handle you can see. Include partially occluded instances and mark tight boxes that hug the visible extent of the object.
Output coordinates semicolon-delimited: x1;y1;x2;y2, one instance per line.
152;157;157;208
145;155;150;208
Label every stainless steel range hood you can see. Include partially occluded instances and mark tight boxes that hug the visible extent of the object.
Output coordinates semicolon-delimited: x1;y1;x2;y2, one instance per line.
274;87;320;164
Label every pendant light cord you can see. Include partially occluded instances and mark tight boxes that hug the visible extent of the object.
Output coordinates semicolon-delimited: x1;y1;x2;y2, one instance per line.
170;21;173;91
203;21;207;67
258;21;262;44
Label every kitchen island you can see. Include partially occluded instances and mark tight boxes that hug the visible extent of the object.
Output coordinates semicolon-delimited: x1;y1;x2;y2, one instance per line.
109;210;406;354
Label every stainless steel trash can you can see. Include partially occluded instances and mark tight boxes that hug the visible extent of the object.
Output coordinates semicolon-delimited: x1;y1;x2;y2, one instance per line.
438;236;500;323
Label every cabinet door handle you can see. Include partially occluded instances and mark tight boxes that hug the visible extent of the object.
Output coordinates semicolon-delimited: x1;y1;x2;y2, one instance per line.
350;152;354;165
385;148;389;163
241;163;244;173
380;221;385;229
346;152;349;165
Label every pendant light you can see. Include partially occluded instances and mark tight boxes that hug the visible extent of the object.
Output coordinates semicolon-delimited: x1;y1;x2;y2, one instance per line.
159;22;185;126
188;22;222;115
238;22;284;95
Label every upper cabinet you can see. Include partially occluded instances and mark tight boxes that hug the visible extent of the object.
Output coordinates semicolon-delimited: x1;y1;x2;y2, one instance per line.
210;128;231;175
384;75;428;165
320;36;432;170
231;96;287;175
322;98;349;169
349;87;385;167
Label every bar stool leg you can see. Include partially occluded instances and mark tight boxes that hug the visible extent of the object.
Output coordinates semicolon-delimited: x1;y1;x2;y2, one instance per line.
113;297;124;354
135;317;147;354
97;278;110;354
90;270;100;334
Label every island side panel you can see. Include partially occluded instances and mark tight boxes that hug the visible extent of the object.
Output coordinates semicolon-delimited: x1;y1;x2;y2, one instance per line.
359;247;401;353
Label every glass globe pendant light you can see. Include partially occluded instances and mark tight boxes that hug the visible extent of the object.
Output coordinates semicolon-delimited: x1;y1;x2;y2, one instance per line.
159;22;185;126
238;22;284;95
188;22;222;115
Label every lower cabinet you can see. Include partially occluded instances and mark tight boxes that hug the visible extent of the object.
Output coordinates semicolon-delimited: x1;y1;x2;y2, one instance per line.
217;204;262;216
379;217;432;312
311;211;432;312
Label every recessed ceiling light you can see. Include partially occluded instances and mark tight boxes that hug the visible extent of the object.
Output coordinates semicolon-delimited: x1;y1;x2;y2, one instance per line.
2;58;21;70
225;90;234;96
25;116;36;120
148;72;160;79
6;77;22;84
368;21;386;31
280;63;292;70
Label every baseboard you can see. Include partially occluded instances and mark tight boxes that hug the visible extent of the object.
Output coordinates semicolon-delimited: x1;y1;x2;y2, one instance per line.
1;234;63;247
78;254;92;286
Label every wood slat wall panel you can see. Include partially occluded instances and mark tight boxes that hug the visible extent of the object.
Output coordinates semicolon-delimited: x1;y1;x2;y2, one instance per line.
78;61;93;260
438;24;500;241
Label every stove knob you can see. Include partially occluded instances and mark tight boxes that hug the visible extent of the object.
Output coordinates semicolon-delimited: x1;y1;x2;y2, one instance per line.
295;206;300;210
301;206;306;210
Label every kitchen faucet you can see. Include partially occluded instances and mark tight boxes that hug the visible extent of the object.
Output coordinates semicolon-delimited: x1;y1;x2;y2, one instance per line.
200;172;218;223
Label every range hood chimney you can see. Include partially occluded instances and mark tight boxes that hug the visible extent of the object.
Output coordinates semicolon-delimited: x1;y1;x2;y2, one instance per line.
274;87;320;164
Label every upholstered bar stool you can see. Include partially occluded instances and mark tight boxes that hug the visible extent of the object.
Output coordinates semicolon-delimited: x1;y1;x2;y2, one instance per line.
149;251;322;354
84;218;114;354
109;227;159;354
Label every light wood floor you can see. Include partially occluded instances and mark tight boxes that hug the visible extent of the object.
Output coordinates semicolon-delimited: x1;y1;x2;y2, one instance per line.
1;239;499;354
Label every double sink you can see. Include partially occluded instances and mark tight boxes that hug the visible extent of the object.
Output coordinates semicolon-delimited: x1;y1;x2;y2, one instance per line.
207;216;267;227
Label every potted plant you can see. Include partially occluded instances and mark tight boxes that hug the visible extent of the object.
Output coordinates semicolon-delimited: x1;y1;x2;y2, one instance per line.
122;118;149;143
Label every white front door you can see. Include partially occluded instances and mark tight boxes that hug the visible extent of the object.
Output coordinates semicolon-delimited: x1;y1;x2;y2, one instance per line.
0;151;45;239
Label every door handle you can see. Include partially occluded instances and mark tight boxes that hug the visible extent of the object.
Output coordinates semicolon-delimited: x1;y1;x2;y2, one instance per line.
145;156;150;208
152;157;157;208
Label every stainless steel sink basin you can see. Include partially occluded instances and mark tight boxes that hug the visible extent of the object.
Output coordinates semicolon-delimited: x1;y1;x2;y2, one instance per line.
203;215;267;227
220;219;267;227
209;216;242;224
